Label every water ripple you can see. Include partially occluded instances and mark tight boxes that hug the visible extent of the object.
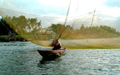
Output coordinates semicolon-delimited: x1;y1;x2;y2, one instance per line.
0;42;120;75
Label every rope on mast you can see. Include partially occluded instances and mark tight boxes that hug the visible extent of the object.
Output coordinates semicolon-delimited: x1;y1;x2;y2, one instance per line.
58;0;71;39
91;9;96;26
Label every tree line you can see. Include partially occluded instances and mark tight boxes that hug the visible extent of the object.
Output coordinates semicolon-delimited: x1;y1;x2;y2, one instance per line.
48;23;120;38
3;15;41;35
1;15;120;39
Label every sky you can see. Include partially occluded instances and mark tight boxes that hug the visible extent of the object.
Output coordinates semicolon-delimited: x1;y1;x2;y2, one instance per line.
0;0;120;31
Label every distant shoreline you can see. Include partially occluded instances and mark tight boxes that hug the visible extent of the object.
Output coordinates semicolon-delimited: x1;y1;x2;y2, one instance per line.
0;36;120;49
30;38;120;49
60;38;120;49
0;35;27;42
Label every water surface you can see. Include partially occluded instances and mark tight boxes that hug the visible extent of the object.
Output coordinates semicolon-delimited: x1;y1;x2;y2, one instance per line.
0;42;120;75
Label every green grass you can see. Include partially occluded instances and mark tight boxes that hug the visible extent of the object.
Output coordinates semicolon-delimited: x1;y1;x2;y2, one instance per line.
1;35;120;49
0;35;24;41
0;35;8;40
65;45;120;49
60;38;120;49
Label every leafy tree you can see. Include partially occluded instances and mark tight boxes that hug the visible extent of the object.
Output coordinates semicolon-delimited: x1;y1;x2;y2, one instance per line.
4;15;42;35
100;25;116;33
50;24;65;37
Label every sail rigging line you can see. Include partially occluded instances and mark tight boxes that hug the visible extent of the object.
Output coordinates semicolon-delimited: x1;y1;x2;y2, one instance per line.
66;2;80;35
1;8;47;45
91;8;96;26
1;12;27;40
71;2;79;27
49;0;71;46
0;20;11;31
0;12;20;34
67;2;79;26
0;11;18;32
0;0;12;32
1;10;38;43
33;21;42;41
58;0;71;40
33;20;42;41
31;31;38;44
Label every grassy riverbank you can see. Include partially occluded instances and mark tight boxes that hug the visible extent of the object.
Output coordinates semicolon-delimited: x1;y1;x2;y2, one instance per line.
60;38;120;49
31;38;120;49
63;38;120;49
0;35;26;42
1;35;120;49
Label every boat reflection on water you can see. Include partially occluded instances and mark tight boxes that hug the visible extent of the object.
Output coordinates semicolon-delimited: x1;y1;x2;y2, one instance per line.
39;57;62;64
37;57;63;70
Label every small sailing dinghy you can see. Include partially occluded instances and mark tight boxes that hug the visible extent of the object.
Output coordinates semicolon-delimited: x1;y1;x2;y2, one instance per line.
37;48;66;59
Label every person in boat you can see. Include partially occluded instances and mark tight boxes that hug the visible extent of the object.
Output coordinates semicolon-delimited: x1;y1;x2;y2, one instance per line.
52;40;61;50
50;37;61;50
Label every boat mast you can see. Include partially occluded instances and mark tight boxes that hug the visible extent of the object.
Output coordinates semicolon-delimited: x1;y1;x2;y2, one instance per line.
58;0;71;39
91;9;96;26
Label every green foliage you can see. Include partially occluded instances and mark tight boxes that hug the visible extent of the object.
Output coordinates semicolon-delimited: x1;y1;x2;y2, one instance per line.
4;15;42;35
78;25;120;38
100;25;116;33
2;15;120;40
50;24;65;37
0;35;8;40
0;35;24;41
49;23;120;39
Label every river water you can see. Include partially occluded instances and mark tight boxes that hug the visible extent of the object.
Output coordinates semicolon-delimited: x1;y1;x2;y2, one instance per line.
0;42;120;75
